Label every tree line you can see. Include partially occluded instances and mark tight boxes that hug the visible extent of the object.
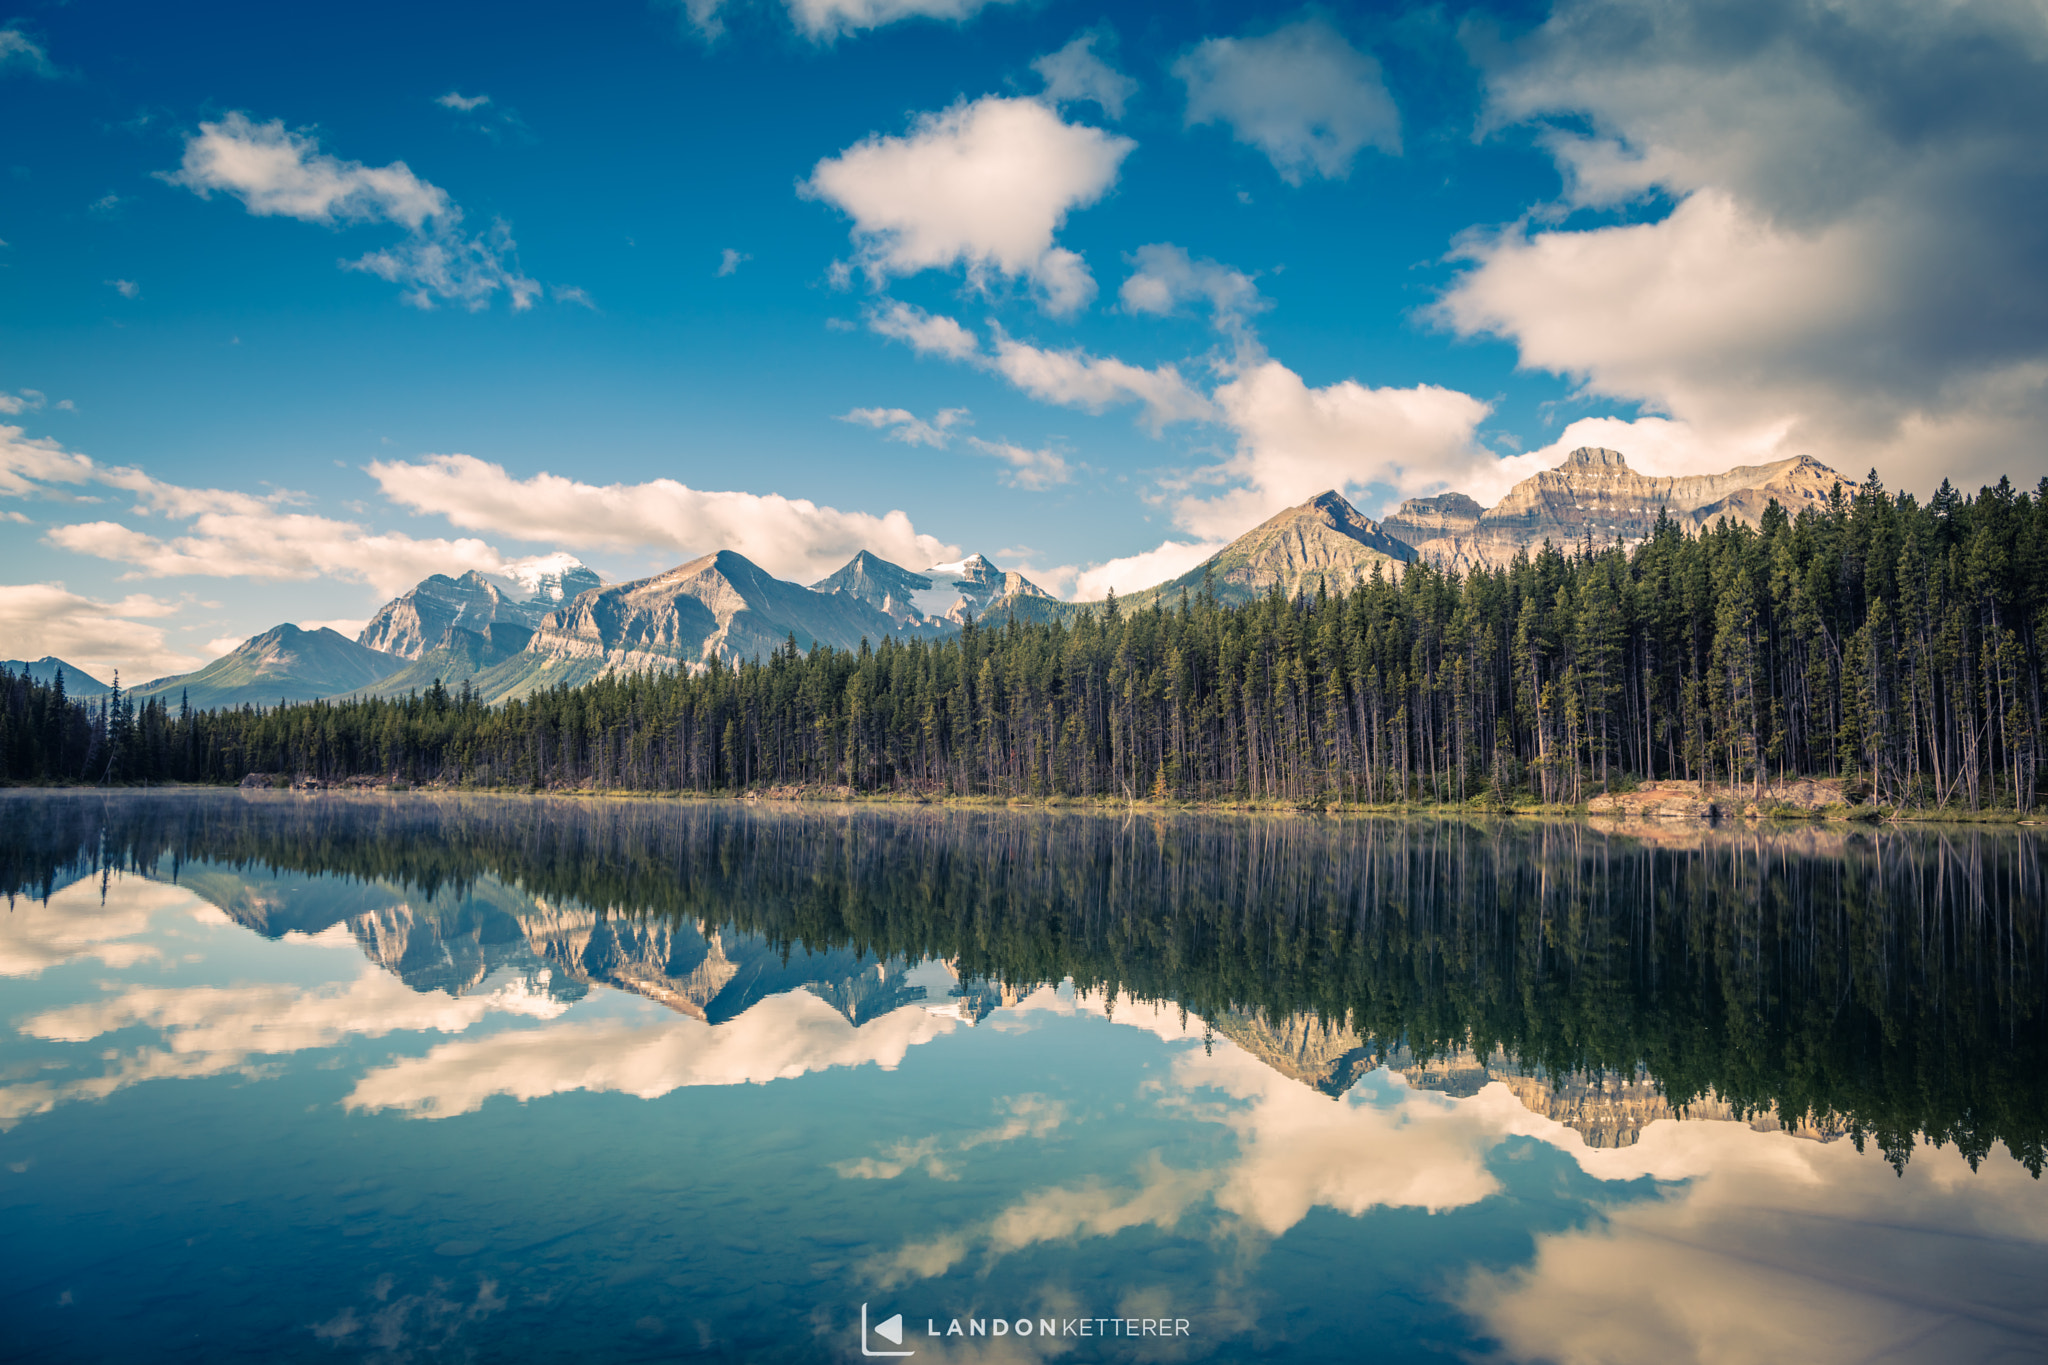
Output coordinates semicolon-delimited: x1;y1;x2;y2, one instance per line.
4;472;2045;810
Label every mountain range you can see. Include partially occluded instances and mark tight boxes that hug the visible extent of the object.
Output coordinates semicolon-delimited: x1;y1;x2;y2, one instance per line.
1381;446;1856;572
29;446;1856;711
164;855;1817;1148
174;861;1005;1029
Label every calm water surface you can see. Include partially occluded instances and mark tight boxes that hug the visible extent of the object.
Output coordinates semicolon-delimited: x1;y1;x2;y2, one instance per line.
2;792;2045;1363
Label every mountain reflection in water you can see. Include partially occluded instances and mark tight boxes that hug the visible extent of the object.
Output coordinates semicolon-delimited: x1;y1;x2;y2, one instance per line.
6;791;2041;1173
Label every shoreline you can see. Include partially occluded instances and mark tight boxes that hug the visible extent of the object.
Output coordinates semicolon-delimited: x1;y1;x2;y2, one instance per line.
4;779;2038;826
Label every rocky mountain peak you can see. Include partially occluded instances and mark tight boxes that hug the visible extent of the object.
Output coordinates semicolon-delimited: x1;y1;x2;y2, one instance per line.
1562;446;1629;469
519;547;902;678
1248;490;1413;557
358;570;546;661
1114;489;1415;612
913;554;1053;624
492;554;601;605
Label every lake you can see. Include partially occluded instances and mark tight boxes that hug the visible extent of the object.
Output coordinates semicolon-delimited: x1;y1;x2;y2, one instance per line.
2;791;2044;1363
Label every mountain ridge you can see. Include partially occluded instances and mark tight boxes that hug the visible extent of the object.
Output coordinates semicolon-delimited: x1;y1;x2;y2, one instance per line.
1117;489;1415;612
83;448;1865;712
1382;447;1857;570
2;656;112;697
128;625;406;710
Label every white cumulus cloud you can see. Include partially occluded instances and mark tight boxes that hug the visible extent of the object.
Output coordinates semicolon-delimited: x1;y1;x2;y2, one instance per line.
1438;0;2048;493
0;583;199;685
4;423;517;597
805;96;1133;316
368;453;957;585
45;513;509;599
165;111;449;227
1176;18;1401;184
1178;360;1496;538
1071;539;1228;602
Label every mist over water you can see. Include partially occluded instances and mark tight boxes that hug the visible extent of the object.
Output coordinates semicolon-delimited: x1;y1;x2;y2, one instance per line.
3;791;2044;1362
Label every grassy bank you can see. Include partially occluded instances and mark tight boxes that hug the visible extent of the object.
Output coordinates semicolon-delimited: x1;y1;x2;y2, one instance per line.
14;776;2036;826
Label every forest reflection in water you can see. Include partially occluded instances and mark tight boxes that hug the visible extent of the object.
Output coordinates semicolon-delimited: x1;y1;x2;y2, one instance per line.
5;789;2042;1175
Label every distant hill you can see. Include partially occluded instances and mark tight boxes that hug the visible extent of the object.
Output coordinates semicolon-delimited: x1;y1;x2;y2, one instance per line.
2;656;112;696
128;625;407;709
1118;490;1415;611
1381;447;1858;570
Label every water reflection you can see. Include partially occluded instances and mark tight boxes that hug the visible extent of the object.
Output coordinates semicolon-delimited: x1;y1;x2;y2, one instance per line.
2;790;2044;1363
8;791;2040;1172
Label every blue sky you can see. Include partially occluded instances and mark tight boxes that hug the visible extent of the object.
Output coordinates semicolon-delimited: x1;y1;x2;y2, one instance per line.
4;0;2046;683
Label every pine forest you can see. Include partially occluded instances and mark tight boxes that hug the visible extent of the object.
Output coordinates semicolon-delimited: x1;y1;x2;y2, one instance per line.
6;475;2046;813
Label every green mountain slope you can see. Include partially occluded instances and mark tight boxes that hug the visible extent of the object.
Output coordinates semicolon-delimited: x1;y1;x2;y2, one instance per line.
129;625;406;709
1116;490;1415;612
2;656;112;696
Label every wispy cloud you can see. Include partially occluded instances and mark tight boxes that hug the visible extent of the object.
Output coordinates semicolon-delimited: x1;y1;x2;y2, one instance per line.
0;29;54;78
162;111;540;311
1033;28;1137;120
670;0;1023;44
1119;242;1266;341
1176;18;1401;183
865;300;979;361
967;437;1073;490
839;406;968;448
